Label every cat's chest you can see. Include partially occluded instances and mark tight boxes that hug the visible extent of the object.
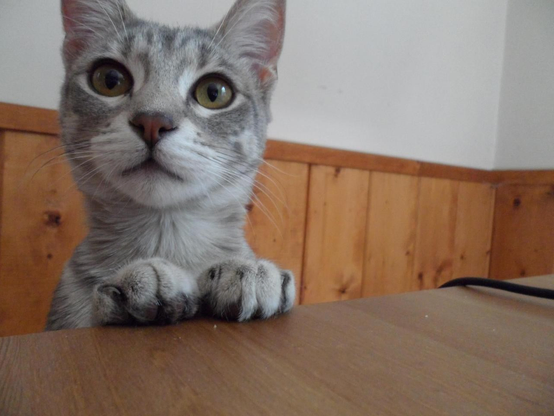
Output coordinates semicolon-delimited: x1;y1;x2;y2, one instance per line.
93;210;245;275
145;215;219;261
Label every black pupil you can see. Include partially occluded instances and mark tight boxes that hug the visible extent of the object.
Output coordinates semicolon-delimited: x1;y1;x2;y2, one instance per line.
207;83;220;102
105;69;122;90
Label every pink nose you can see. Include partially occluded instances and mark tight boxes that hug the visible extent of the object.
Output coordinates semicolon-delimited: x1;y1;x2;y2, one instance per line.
130;113;176;148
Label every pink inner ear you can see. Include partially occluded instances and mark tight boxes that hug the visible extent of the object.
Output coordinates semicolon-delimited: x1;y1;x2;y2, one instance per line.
259;67;274;84
267;5;285;62
258;4;285;83
64;37;85;59
61;0;94;59
61;0;79;35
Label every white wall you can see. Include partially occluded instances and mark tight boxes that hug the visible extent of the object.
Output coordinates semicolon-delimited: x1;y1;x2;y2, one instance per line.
0;0;509;170
494;0;554;170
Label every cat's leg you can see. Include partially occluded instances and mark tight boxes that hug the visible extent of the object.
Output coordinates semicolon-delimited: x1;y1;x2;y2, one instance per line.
92;258;199;326
46;266;96;330
198;258;295;321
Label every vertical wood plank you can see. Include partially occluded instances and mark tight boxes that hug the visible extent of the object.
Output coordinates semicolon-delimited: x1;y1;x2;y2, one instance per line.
245;160;309;305
0;132;87;336
490;184;554;279
413;178;459;290
452;182;495;279
302;166;370;304
362;173;419;296
0;132;4;268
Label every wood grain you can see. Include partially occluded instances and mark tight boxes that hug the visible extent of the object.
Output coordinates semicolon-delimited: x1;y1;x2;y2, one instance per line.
413;178;459;290
0;132;4;267
1;275;553;416
362;172;419;296
412;179;497;289
492;170;554;185
301;166;370;304
418;161;496;183
245;160;309;304
0;132;87;336
490;184;554;280
453;182;496;279
265;140;421;177
0;102;59;135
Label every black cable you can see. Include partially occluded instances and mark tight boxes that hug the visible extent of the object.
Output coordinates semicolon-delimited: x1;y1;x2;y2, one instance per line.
439;277;554;300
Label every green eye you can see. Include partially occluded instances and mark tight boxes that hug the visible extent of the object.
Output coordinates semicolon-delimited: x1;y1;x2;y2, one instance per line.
90;61;132;97
194;76;233;109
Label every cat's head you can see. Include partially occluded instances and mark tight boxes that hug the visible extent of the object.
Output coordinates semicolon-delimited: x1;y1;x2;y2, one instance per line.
59;0;285;208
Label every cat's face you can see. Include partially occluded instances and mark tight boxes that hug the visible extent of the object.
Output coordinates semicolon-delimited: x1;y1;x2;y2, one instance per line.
60;0;285;208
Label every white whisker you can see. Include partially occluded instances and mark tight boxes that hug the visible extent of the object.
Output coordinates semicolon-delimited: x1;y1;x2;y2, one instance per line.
115;2;129;40
95;0;123;42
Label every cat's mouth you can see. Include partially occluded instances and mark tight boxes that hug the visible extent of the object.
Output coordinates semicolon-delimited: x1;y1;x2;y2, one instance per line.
121;158;183;181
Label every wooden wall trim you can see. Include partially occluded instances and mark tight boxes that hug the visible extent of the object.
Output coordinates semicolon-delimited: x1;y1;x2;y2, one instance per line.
0;103;59;136
1;102;552;185
265;140;420;176
265;141;500;183
418;162;496;184
492;170;554;185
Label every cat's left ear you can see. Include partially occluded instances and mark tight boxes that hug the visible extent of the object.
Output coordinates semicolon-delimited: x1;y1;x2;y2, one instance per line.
214;0;286;88
61;0;134;63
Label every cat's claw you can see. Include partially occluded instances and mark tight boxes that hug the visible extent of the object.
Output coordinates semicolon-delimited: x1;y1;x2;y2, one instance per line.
199;259;295;321
93;258;199;325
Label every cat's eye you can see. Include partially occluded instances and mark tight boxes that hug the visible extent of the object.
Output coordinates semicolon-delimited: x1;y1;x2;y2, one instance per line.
194;76;234;109
90;61;133;97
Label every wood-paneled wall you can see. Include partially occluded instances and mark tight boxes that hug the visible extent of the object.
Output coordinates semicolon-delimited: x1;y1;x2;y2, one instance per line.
490;184;554;279
1;103;553;336
0;131;88;336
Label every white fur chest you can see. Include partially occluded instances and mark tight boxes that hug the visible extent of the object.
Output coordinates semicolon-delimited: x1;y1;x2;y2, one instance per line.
85;205;248;277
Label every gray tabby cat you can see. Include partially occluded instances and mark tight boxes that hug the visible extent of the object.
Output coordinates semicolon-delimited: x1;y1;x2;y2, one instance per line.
46;0;294;330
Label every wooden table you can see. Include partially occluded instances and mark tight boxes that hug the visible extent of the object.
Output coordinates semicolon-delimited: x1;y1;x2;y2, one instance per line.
1;276;553;415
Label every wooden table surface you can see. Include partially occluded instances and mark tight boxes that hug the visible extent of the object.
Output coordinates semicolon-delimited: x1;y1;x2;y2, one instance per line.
1;276;553;416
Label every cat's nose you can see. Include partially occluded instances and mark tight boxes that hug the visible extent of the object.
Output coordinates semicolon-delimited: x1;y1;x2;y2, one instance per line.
130;113;176;148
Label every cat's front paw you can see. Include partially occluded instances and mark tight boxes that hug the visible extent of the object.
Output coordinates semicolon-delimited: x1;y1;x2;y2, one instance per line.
200;259;295;321
93;258;199;326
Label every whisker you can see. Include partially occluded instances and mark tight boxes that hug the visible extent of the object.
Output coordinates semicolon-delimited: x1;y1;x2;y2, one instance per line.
91;157;120;201
250;192;283;237
251;181;285;224
60;160;113;197
214;167;283;231
115;2;129;40
25;142;89;172
263;160;301;178
188;161;256;231
95;0;123;42
252;170;288;206
201;152;288;214
253;179;288;217
214;3;261;51
46;154;105;189
209;2;233;49
25;145;65;170
25;153;95;183
62;14;99;36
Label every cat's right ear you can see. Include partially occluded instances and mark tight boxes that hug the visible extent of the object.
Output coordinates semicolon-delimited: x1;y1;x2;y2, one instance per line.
61;0;134;63
214;0;286;90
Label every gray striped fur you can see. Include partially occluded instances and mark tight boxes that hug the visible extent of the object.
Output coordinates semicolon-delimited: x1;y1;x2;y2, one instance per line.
46;0;293;330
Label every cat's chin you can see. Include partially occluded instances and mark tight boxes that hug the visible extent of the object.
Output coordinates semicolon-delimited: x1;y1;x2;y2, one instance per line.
109;173;210;209
121;158;184;182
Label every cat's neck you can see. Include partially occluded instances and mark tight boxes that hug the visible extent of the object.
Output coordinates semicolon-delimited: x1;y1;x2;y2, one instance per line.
81;193;252;273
